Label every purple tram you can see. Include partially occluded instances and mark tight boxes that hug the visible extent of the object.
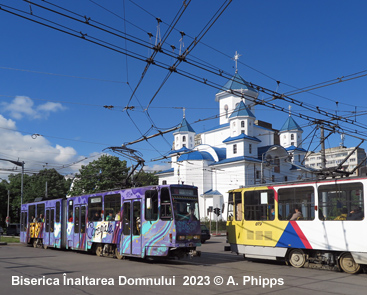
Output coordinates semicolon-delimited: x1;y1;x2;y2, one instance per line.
20;184;201;259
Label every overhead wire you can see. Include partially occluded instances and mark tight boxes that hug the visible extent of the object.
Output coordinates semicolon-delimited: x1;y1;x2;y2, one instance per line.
3;1;367;161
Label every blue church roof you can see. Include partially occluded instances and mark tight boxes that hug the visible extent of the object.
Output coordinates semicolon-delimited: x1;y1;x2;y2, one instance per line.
280;116;303;132
229;101;255;118
286;145;307;152
223;133;261;143
177;118;195;133
168;146;191;155
156;168;174;175
202;189;222;196
177;151;214;162
218;72;258;93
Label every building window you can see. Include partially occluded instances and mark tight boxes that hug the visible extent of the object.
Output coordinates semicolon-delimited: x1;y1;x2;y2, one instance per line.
291;142;294;146
291;134;294;140
233;144;237;154
256;171;260;179
241;121;245;128
284;176;288;181
249;144;252;154
298;155;301;162
224;104;228;118
162;180;167;185
241;130;245;134
183;136;186;142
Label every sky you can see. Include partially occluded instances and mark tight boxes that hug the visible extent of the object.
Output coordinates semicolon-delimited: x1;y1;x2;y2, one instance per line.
1;0;367;179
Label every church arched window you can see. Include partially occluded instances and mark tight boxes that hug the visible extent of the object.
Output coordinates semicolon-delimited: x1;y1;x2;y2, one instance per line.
183;136;186;142
224;104;228;118
241;121;245;128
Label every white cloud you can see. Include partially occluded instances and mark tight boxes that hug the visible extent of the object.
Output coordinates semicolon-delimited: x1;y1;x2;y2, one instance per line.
144;163;171;172
1;96;65;120
37;102;65;113
0;114;81;177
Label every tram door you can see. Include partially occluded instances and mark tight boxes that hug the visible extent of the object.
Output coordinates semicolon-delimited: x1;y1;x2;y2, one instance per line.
44;208;55;247
73;204;87;250
122;200;142;256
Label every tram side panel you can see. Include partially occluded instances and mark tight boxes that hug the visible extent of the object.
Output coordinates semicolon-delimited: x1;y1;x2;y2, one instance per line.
227;178;367;266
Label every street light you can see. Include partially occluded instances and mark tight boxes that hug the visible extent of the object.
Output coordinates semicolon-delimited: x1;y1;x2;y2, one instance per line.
0;158;24;221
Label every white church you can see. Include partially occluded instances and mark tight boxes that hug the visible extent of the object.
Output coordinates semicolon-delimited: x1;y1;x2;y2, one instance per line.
157;69;315;220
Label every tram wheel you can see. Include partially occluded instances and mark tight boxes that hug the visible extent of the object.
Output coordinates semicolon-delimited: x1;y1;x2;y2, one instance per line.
288;249;306;268
115;248;124;260
339;253;361;274
95;245;103;257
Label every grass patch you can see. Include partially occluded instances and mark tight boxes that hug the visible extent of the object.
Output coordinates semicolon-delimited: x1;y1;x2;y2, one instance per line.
0;236;20;243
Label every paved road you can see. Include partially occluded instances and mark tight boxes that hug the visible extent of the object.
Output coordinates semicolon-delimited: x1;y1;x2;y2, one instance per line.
1;237;367;295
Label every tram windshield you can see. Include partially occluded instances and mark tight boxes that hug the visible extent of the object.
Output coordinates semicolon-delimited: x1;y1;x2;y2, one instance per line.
171;187;199;221
173;200;199;221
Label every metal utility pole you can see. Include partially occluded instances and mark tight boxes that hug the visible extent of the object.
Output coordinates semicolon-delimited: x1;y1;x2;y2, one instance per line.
7;190;10;227
320;126;326;169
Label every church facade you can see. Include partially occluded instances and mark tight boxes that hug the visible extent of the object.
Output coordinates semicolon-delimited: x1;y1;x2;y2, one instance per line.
157;72;315;220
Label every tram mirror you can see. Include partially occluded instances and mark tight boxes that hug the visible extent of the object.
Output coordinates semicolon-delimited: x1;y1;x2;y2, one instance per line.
147;198;152;209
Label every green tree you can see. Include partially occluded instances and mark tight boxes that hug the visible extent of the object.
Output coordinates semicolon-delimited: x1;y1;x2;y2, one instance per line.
0;179;9;227
69;155;129;196
135;170;158;186
27;169;72;200
7;169;71;223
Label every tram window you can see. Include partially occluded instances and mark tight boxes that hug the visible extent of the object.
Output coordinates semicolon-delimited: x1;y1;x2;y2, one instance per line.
227;193;234;221
278;186;314;221
68;200;73;222
29;205;35;222
145;190;158;221
234;192;242;221
75;207;80;233
81;206;86;233
318;182;364;221
56;201;60;223
37;204;45;220
104;194;121;221
88;197;102;221
244;190;274;221
123;202;131;235
51;209;54;232
133;202;141;236
160;187;172;220
45;209;50;232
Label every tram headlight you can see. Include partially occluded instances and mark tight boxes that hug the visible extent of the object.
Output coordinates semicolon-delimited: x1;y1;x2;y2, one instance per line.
178;235;186;241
